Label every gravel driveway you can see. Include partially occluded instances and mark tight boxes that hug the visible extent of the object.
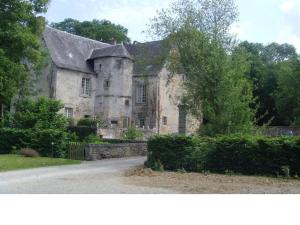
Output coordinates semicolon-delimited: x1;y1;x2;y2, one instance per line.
0;157;177;194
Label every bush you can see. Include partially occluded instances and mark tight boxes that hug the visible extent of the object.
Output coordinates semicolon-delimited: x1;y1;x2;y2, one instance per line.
20;148;40;157
77;118;97;127
146;135;300;177
0;128;69;157
122;127;143;140
68;126;97;141
0;128;32;154
83;134;107;144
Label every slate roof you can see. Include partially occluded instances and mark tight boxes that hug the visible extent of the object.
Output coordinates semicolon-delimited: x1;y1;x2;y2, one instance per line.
88;44;133;61
43;26;168;76
125;41;169;76
43;26;110;74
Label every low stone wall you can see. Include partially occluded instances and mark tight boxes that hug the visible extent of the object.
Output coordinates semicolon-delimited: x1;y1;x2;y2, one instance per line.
85;142;147;161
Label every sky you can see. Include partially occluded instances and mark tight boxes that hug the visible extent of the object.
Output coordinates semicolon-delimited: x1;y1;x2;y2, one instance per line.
45;0;300;53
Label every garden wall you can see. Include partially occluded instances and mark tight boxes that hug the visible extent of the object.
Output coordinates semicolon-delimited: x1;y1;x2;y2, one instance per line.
85;142;147;161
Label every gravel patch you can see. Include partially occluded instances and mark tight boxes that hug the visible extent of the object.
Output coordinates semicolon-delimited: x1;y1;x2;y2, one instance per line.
123;167;300;194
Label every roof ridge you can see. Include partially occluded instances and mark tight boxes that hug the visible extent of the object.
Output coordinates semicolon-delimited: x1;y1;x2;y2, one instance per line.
45;26;111;46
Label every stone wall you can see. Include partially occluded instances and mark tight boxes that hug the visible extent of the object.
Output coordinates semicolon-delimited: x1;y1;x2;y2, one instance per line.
85;142;147;161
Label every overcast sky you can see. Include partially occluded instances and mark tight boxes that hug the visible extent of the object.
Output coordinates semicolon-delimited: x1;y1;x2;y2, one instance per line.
45;0;300;52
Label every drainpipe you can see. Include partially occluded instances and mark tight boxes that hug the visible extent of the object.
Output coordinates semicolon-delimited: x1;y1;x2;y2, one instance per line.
157;78;160;135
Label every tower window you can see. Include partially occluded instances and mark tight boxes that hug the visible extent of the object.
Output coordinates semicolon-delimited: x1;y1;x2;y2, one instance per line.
136;84;146;104
64;107;73;118
163;116;168;125
104;79;110;89
115;59;123;69
82;78;92;96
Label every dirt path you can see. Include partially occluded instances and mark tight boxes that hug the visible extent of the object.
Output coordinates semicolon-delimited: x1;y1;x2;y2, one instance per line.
123;168;300;194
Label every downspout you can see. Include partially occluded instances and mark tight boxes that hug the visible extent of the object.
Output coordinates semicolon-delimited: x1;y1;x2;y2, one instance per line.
157;77;160;135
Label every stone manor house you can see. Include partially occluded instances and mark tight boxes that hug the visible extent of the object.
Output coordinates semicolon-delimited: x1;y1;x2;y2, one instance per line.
36;27;198;138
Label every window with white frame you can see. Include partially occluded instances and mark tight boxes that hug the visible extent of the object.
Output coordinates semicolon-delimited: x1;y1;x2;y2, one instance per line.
136;84;146;104
81;78;92;96
64;107;73;118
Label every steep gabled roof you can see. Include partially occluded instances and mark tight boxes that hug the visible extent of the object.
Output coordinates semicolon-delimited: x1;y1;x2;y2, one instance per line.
125;41;169;76
89;44;133;61
43;27;169;76
43;26;111;74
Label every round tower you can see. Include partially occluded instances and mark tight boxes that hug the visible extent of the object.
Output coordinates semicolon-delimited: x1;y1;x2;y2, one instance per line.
88;44;133;128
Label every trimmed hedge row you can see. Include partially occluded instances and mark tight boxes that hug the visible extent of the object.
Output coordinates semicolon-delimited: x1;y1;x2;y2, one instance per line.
146;135;300;176
0;128;69;157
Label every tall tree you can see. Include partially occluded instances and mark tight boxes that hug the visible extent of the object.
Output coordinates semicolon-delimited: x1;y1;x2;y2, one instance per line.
168;27;254;135
149;0;254;135
238;41;299;125
0;0;49;120
51;19;131;44
274;58;300;125
148;0;238;46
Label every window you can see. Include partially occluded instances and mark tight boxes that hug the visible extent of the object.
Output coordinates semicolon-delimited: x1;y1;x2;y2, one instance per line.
122;117;130;128
111;120;118;125
136;84;146;104
115;59;123;69
82;78;91;96
104;79;110;89
163;116;168;125
64;107;73;118
125;99;130;106
139;118;145;128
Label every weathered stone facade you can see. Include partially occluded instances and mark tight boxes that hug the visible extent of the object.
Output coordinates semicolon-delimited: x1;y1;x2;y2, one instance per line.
38;27;199;138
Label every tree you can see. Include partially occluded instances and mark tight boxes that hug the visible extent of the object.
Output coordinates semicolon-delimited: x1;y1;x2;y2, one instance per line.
274;58;300;125
51;19;131;44
149;0;254;135
238;41;299;125
0;0;49;118
167;27;254;135
148;0;238;46
10;97;68;130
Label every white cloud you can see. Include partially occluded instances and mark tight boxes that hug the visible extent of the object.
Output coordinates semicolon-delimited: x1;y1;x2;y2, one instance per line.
277;0;300;52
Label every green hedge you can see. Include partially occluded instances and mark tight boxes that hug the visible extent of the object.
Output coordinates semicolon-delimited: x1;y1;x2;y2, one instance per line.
0;128;70;157
146;135;300;176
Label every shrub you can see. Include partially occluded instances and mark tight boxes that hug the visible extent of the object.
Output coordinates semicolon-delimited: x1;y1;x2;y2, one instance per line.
11;97;68;130
122;127;143;140
20;148;40;157
0;128;32;154
77;118;97;127
146;135;300;177
83;134;107;144
0;128;69;157
68;126;97;141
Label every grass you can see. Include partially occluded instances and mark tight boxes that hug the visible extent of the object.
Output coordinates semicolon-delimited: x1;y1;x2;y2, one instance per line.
0;154;81;172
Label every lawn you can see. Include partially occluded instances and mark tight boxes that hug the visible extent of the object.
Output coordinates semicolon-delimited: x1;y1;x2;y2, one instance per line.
0;155;81;172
